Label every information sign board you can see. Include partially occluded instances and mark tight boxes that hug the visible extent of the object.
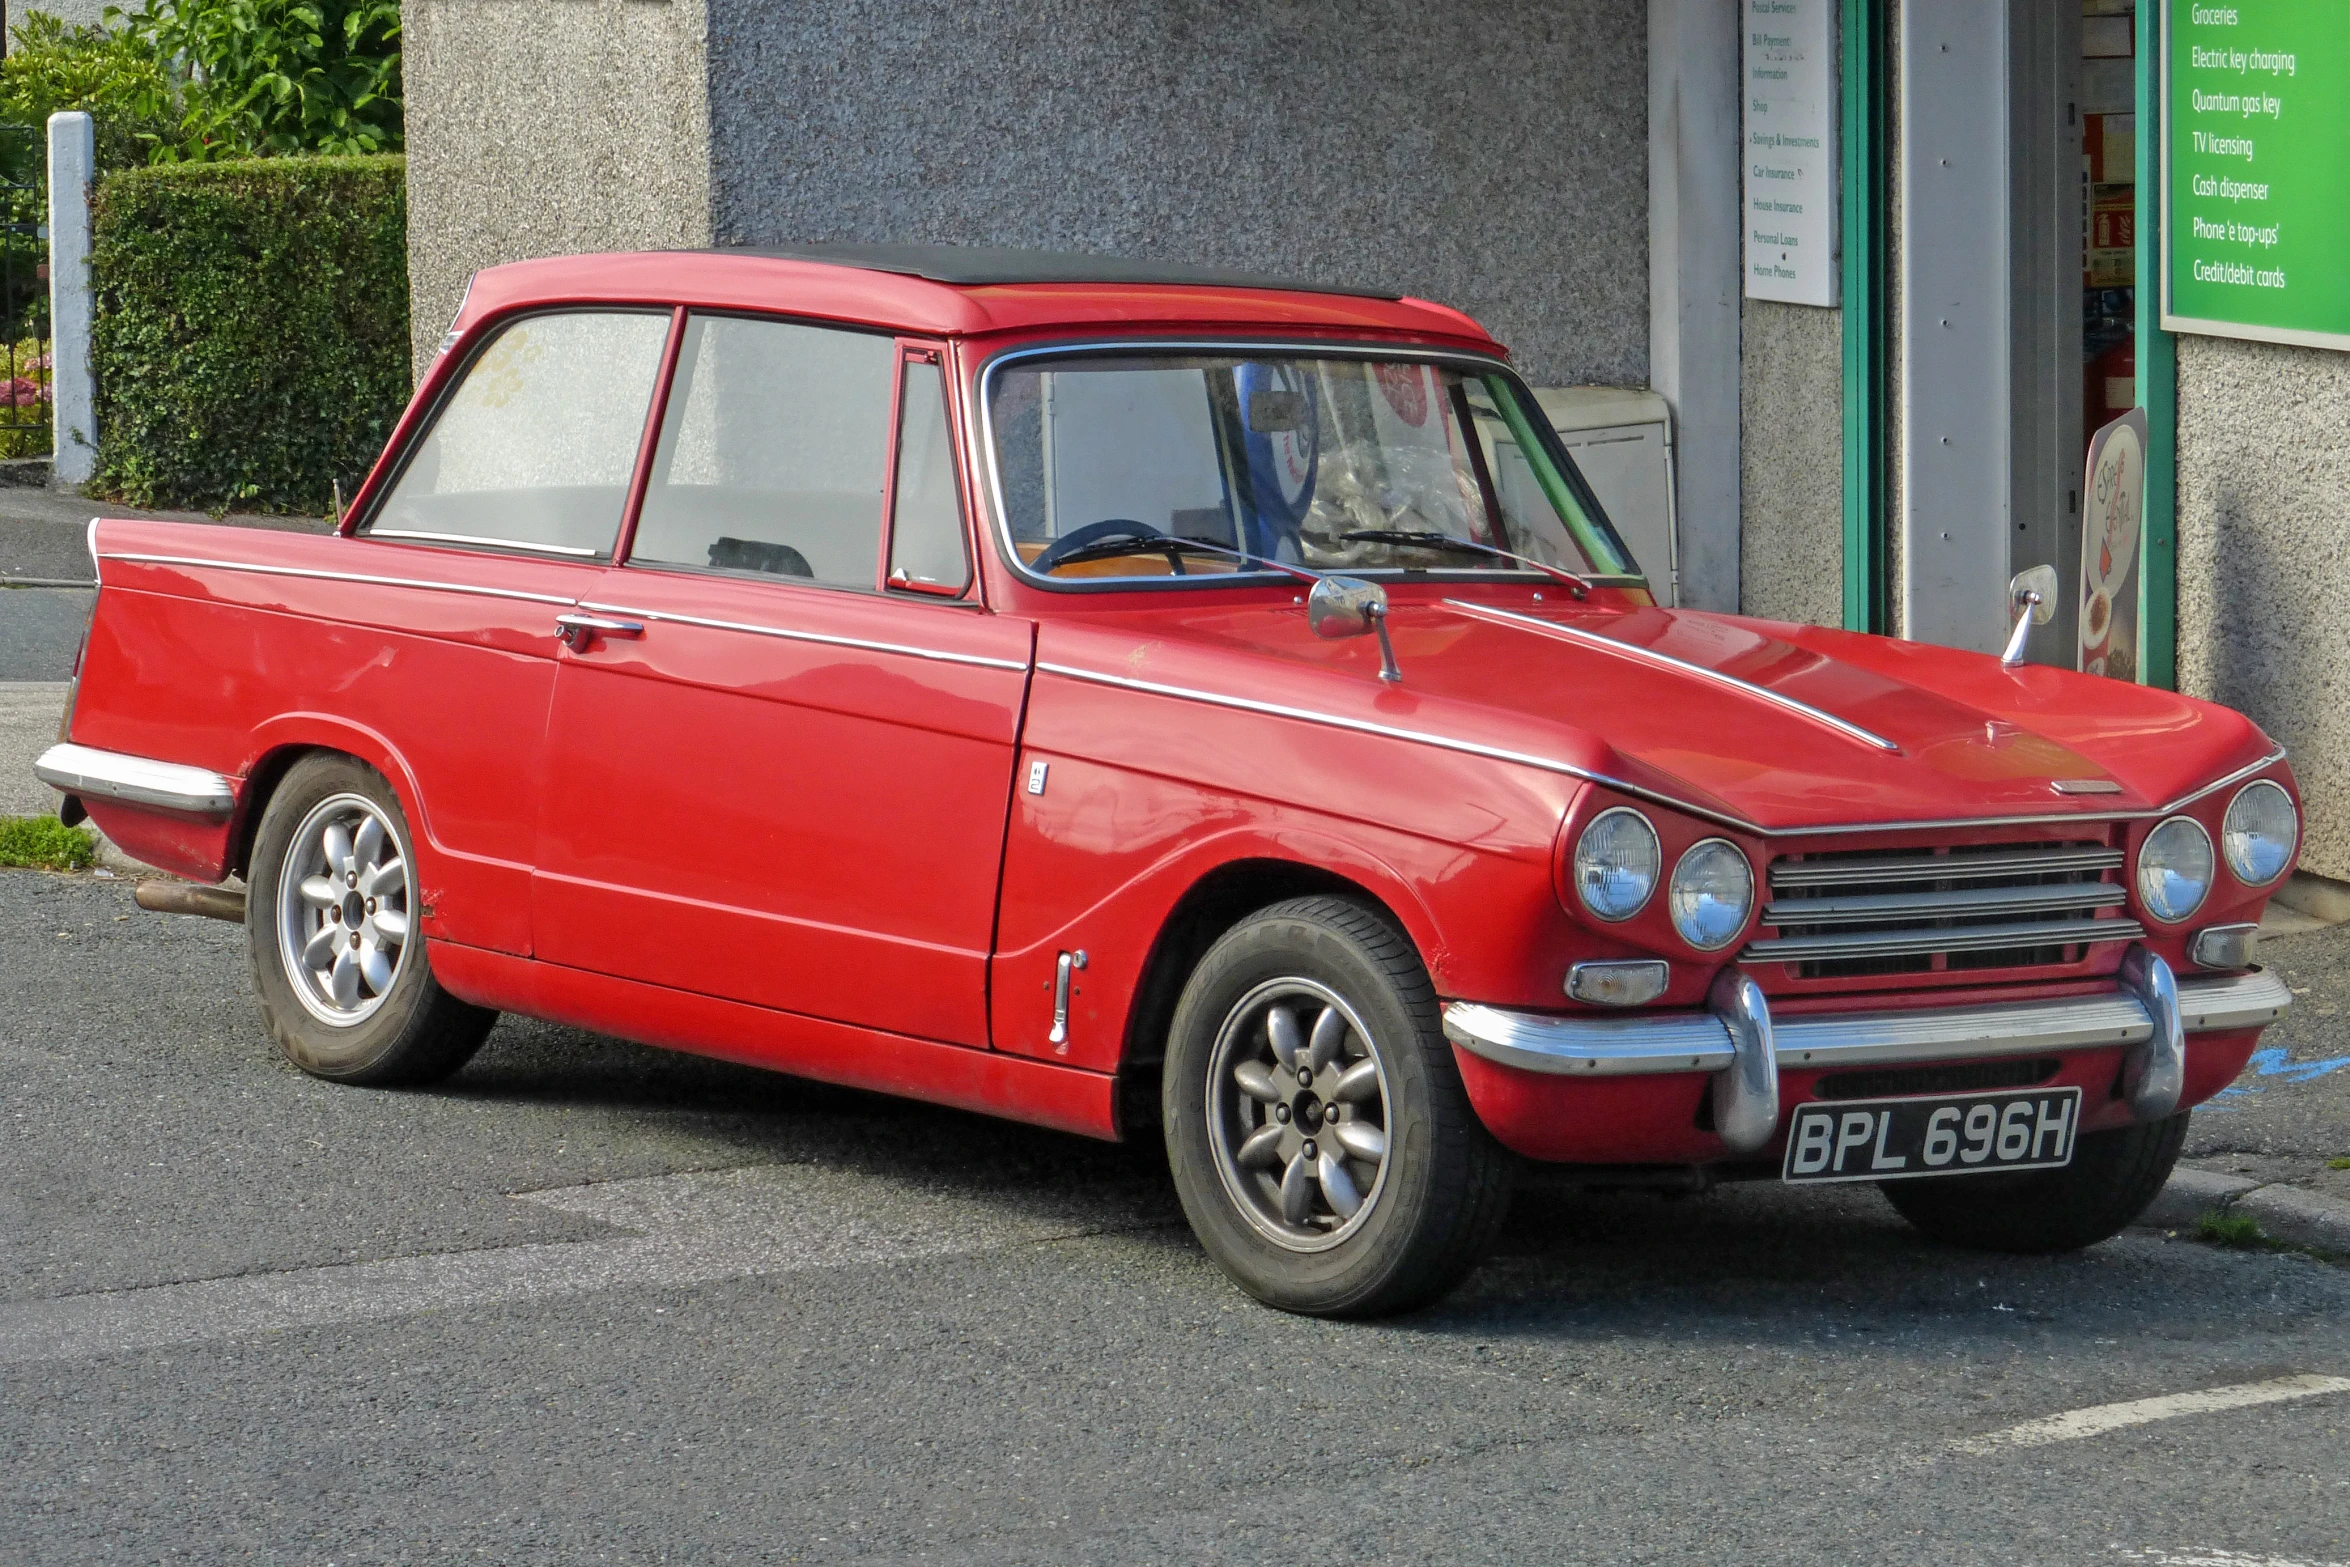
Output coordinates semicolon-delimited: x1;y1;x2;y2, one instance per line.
2164;0;2350;350
1743;0;1837;306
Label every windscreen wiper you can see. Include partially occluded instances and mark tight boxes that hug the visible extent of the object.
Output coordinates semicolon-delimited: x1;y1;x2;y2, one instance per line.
1339;530;1591;598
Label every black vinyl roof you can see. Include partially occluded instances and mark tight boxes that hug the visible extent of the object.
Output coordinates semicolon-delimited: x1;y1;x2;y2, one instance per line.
721;242;1401;300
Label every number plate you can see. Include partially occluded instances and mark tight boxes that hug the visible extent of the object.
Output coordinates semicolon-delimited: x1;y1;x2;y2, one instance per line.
1781;1087;2083;1185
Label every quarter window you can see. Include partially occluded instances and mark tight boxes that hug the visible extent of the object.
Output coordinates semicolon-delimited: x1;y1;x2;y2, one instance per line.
371;311;671;557
630;314;897;588
886;359;971;594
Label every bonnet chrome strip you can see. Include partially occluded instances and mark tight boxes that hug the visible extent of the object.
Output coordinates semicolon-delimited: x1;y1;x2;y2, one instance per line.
1038;663;2293;841
580;602;1030;671
99;552;582;607
1442;599;1904;755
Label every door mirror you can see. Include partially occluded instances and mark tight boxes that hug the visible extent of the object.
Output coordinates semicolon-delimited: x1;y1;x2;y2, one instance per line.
1307;576;1402;682
2000;564;2060;667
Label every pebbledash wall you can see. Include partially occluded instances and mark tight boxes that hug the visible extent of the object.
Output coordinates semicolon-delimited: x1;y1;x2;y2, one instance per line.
405;0;1649;390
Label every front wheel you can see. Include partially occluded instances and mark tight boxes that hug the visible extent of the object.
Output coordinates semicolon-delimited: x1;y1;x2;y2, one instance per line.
1880;1111;2189;1253
1163;896;1515;1316
246;753;496;1086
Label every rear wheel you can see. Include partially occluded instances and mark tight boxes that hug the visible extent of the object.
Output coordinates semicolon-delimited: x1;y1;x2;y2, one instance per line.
1163;896;1514;1316
1880;1112;2189;1253
247;753;495;1086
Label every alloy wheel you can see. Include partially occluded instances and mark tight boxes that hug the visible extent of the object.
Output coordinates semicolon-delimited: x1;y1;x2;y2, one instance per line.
275;792;412;1028
1206;977;1393;1251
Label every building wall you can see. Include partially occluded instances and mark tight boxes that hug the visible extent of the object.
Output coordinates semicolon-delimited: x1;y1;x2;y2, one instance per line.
404;0;715;373
700;0;1650;390
1737;299;1841;626
2174;334;2350;881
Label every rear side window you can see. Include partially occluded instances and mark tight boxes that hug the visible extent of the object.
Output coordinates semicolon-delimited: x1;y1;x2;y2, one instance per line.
630;314;897;589
886;359;970;594
371;311;671;557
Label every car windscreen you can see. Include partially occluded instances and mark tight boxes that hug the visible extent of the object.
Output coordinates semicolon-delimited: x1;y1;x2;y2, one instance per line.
984;351;1642;585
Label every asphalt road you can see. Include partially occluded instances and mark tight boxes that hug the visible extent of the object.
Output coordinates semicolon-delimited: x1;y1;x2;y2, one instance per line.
4;868;2348;1566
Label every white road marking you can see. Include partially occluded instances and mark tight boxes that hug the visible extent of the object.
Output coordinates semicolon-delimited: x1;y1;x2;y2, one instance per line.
0;1163;1171;1366
1955;1373;2350;1455
2116;1550;2350;1567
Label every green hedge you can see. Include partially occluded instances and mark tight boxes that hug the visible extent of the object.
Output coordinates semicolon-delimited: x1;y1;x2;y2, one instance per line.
90;155;409;512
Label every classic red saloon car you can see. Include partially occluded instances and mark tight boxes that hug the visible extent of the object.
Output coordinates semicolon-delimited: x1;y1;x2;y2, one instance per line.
39;247;2299;1315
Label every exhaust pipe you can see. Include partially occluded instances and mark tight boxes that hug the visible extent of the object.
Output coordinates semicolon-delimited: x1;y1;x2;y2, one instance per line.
134;879;246;924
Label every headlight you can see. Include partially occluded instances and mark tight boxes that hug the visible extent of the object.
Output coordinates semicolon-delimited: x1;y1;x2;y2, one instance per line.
1573;807;1660;921
2136;815;2214;923
2222;780;2297;886
1669;838;1754;951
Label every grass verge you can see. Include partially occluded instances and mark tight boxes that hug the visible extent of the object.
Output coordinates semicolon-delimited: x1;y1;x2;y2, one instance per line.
0;814;98;870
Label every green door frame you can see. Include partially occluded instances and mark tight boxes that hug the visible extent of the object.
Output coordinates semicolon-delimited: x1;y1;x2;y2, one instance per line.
2134;0;2177;689
1838;0;1887;634
1840;0;2178;687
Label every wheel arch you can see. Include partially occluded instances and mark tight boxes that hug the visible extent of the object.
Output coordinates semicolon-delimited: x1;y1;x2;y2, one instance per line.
229;719;434;881
1113;855;1432;1141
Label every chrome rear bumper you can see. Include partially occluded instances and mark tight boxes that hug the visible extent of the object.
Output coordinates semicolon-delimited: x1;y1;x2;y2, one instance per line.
1441;954;2290;1155
34;742;237;819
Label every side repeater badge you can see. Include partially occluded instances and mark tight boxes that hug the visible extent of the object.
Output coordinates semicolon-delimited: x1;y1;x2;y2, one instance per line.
1026;760;1049;796
2051;779;2123;795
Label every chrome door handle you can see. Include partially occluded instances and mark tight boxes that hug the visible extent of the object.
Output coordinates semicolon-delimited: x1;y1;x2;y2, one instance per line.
554;613;645;650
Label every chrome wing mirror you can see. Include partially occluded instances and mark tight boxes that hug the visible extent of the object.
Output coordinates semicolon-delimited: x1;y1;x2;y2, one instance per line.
1307;576;1403;683
2000;564;2059;668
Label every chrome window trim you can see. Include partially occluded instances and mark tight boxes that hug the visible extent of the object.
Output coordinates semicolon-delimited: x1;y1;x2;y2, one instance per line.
1440;964;2291;1080
1442;599;1903;756
368;528;600;558
35;741;235;819
1035;658;2290;841
578;600;1029;671
972;336;1649;595
98;551;583;607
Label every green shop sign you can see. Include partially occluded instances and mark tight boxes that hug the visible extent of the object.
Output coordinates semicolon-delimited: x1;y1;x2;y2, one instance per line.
2163;0;2350;350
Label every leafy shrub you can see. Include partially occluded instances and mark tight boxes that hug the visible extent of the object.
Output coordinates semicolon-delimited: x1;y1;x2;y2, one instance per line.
106;0;402;160
90;155;408;511
0;14;176;174
0;813;98;870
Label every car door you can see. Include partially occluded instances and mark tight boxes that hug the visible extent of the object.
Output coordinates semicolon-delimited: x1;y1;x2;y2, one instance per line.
347;306;676;954
533;317;1032;1047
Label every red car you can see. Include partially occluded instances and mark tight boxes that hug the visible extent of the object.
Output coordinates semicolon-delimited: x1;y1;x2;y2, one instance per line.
39;247;2299;1315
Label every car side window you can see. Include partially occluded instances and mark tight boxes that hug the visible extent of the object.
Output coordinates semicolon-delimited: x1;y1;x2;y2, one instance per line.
630;314;897;589
370;310;671;557
885;358;971;595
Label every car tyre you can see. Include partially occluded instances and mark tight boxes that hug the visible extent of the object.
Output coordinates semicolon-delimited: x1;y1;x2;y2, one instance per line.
1879;1111;2189;1253
1163;895;1515;1316
246;753;496;1086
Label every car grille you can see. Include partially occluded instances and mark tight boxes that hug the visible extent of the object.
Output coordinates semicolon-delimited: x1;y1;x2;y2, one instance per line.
1743;841;2144;980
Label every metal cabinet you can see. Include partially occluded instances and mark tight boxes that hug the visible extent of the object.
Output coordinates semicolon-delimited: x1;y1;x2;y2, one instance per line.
1534;387;1677;605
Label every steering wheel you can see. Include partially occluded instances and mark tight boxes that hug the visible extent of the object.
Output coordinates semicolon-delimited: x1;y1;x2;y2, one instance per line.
1032;518;1185;575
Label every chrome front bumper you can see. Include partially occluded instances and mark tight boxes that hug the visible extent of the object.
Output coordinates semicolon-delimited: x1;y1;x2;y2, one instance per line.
34;742;237;818
1441;951;2291;1156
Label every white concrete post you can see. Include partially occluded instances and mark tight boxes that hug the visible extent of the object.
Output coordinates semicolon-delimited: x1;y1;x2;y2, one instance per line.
1648;0;1744;612
47;110;96;487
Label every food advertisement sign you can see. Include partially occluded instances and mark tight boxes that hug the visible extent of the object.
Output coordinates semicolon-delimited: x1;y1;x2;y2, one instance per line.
2079;408;2148;680
2163;0;2350;350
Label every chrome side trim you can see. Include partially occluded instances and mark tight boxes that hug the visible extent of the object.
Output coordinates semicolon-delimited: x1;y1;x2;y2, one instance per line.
1037;659;1659;797
99;552;581;607
35;741;235;818
1441;599;1903;755
1036;660;2290;844
578;601;1031;672
1441;966;2288;1082
367;528;599;557
1742;916;2146;964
